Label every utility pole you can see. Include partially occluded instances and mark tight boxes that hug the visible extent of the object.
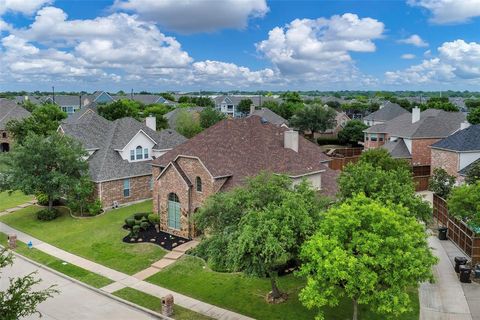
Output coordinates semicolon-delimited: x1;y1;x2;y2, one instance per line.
52;86;55;104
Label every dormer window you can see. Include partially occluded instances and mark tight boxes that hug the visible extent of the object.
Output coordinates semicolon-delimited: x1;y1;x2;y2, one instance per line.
144;148;149;159
136;146;143;160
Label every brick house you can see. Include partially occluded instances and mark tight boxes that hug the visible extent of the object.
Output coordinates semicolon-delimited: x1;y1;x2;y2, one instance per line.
364;107;466;166
151;116;339;239
0;99;31;152
431;124;480;182
59;108;186;208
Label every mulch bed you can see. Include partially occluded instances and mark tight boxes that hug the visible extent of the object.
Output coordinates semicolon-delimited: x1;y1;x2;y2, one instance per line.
122;225;189;251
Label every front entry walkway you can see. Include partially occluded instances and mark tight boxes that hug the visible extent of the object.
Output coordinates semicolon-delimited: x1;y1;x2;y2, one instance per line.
0;221;253;320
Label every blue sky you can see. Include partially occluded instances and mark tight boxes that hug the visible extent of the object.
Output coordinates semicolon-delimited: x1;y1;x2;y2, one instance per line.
0;0;479;92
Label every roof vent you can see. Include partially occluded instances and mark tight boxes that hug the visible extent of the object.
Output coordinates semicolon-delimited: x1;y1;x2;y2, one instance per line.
261;117;268;124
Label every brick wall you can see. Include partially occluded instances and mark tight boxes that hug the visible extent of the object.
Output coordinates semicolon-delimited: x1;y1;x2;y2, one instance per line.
0;130;11;152
411;138;441;166
431;148;459;177
364;133;388;149
96;174;152;208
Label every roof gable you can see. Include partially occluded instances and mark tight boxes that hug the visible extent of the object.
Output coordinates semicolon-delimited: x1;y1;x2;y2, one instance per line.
431;125;480;152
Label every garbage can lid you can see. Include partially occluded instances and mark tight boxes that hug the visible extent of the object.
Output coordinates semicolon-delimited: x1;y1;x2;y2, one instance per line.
455;256;468;263
438;227;448;231
460;265;471;271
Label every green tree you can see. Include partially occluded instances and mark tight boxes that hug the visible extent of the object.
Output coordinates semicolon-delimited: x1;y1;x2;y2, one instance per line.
465;161;480;184
143;104;171;130
160;92;176;102
176;109;203;138
21;100;38;112
97;99;141;121
298;194;437;320
337;120;368;146
423;97;458;112
0;249;58;320
1;133;88;210
467;108;480;125
325;100;341;109
67;176;95;216
200;107;225;129
429;168;456;198
448;183;480;229
178;96;191;104
267;101;303;120
237;99;253;115
289;105;336;138
465;99;480;110
358;148;410;171
280;91;303;104
6;104;67;145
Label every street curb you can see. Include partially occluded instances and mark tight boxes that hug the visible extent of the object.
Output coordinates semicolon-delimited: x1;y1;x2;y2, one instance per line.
1;245;173;320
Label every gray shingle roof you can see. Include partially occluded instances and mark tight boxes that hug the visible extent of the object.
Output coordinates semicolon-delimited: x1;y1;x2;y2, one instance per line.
459;158;480;176
61;112;186;182
363;102;409;122
249;108;288;126
431;125;480;152
365;109;466;138
0;99;31;130
381;139;412;159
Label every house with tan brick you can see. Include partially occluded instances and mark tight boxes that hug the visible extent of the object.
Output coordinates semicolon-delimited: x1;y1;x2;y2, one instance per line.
431;124;480;182
151;116;339;239
59;108;186;208
0;99;31;152
364;107;466;166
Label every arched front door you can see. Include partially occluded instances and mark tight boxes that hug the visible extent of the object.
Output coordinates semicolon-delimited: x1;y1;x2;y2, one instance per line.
167;193;181;230
0;143;9;152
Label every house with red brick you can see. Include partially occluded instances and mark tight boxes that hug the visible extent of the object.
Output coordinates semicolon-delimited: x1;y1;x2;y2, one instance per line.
364;107;466;166
151;116;338;239
0;99;31;152
431;124;480;182
59;108;186;208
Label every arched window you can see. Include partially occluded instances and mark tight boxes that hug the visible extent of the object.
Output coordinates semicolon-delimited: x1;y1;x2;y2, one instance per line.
167;193;180;229
135;146;143;160
196;177;202;192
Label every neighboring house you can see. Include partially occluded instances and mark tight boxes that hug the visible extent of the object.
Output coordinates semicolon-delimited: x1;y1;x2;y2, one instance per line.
248;107;288;127
112;94;176;106
315;107;350;139
431;123;479;182
59;110;186;208
164;107;205;130
0;99;31;152
151;116;339;239
213;95;280;117
363;102;409;126
364;107;466;166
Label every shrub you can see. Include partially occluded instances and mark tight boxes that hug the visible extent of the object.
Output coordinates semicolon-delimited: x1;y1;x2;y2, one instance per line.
125;218;135;228
130;225;141;238
37;208;60;221
36;193;60;206
140;221;150;231
316;137;341;145
87;199;102;216
148;214;160;224
134;212;149;220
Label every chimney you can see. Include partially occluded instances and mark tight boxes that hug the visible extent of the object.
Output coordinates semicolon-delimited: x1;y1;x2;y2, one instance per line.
146;115;156;131
24;96;29;101
460;121;470;130
250;104;255;116
284;130;299;152
412;106;420;123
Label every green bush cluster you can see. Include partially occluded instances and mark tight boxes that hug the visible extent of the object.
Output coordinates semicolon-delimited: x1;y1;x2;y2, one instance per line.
316;137;341;145
35;193;61;206
37;208;61;221
124;212;159;238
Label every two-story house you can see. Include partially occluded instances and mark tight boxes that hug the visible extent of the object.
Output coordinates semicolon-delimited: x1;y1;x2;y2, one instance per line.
151;116;338;239
363;102;409;126
0;99;31;152
59;108;186;207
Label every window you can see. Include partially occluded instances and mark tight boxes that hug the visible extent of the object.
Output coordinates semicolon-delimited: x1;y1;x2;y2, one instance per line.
135;146;143;160
379;134;384;142
196;176;202;192
370;133;377;142
144;148;149;159
130;150;135;161
123;179;130;197
167;193;181;229
1;132;6;138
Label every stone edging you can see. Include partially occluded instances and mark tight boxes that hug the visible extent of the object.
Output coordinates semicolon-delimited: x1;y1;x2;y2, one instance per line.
0;245;172;320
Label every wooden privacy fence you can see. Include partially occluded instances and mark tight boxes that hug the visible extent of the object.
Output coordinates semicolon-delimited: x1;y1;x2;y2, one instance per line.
412;165;430;192
433;194;480;265
326;147;363;171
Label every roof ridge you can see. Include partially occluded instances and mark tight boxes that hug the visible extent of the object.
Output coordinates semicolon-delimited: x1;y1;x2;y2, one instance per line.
0;103;20;124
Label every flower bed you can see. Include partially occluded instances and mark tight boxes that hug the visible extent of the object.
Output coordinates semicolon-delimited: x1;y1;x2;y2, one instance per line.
122;225;189;251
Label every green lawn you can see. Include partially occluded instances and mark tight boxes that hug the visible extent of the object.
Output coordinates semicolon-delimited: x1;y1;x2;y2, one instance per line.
0;232;112;288
0;201;166;274
147;256;419;320
0;191;33;212
113;287;213;320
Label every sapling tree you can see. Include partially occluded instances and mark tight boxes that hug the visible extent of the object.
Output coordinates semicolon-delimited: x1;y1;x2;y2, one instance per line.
429;167;456;198
298;194;437;320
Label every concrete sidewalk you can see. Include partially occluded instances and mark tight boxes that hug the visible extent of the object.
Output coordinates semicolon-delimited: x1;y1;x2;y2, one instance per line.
0;221;253;320
419;236;473;320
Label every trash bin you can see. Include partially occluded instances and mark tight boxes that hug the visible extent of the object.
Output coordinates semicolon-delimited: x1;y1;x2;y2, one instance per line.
459;265;472;283
474;265;480;278
438;227;448;240
455;256;468;273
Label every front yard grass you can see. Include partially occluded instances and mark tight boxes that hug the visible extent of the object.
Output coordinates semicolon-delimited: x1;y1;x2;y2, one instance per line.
0;200;166;275
0;232;113;288
113;287;214;320
147;256;420;320
0;191;33;212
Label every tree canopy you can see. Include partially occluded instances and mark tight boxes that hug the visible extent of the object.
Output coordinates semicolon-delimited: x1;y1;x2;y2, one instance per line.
465;161;480;185
237;99;253;115
298;194;437;320
175;109;203;138
467;108;480;125
422;97;458;112
289;105;336;137
97;99;141;121
199;107;225;129
465;99;480;110
337;120;368;146
429;167;455;198
0;133;88;210
6;104;67;145
448;182;480;229
143;104;171;130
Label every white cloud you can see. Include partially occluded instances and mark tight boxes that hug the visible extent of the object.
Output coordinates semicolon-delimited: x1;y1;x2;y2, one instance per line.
256;13;384;83
385;39;480;85
401;53;416;59
0;0;51;15
398;34;428;47
408;0;480;24
113;0;268;33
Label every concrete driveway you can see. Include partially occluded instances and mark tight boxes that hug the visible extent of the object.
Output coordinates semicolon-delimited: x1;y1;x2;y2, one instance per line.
0;255;160;320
